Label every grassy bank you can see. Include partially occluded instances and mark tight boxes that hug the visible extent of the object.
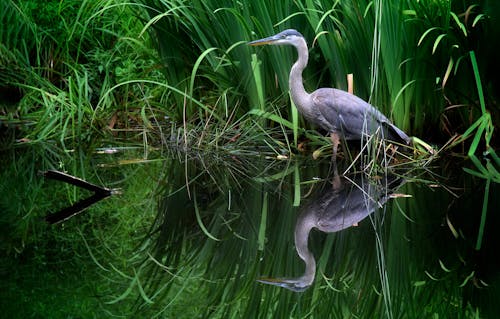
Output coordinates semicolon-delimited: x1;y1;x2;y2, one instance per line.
1;0;497;151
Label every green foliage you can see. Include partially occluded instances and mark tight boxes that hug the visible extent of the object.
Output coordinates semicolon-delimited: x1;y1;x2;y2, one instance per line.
1;1;499;317
22;0;80;43
408;1;489;134
136;0;495;144
1;0;496;158
1;0;167;146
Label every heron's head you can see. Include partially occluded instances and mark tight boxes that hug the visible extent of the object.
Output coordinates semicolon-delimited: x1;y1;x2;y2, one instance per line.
248;29;305;47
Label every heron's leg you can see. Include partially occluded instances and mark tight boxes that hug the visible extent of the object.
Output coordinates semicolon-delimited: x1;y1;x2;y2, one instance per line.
330;132;340;160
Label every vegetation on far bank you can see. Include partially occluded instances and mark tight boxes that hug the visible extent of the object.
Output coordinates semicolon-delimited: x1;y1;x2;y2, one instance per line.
0;0;497;149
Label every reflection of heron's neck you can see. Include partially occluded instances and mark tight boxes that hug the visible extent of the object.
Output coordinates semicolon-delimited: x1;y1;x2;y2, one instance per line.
289;39;311;117
294;212;317;286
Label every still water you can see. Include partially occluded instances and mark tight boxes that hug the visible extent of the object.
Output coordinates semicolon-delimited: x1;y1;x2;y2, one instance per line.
1;143;499;318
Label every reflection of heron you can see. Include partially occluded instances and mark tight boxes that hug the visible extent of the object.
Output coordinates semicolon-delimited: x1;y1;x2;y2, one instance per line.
258;174;404;292
249;29;411;158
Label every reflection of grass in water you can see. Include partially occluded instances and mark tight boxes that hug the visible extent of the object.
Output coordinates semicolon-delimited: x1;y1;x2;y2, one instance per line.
0;144;161;317
113;157;480;317
2;139;498;317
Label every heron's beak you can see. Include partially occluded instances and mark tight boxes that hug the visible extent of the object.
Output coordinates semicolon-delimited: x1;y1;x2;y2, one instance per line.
248;35;279;46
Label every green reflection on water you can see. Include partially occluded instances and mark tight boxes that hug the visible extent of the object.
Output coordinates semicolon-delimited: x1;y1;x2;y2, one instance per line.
1;143;499;318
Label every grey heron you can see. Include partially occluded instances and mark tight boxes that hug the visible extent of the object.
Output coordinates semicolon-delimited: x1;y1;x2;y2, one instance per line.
249;29;411;159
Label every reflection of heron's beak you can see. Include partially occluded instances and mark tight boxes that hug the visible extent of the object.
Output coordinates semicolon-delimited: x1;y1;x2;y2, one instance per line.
248;35;279;46
257;277;310;292
257;277;285;285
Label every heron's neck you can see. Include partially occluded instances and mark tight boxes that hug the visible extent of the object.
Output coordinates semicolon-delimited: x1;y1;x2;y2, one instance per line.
289;40;311;113
294;212;316;284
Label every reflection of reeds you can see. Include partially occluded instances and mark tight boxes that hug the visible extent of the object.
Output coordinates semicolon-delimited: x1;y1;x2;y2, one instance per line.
2;137;493;317
135;156;484;318
448;51;499;250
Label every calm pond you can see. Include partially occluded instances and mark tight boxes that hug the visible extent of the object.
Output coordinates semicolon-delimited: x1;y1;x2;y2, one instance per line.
1;141;499;318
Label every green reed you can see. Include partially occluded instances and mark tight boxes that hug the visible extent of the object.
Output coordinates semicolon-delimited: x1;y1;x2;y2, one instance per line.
136;0;491;153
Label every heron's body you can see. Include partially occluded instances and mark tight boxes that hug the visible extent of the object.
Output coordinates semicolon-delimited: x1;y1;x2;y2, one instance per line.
249;29;410;157
305;87;409;142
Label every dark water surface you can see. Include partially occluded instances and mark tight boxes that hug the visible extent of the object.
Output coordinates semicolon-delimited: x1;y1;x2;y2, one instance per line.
1;143;499;318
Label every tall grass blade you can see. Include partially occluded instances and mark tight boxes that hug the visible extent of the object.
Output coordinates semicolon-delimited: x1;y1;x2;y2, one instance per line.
251;53;265;111
469;51;486;114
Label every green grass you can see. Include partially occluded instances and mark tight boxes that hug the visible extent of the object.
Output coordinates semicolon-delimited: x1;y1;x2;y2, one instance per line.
1;2;499;316
1;0;165;145
1;0;497;160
